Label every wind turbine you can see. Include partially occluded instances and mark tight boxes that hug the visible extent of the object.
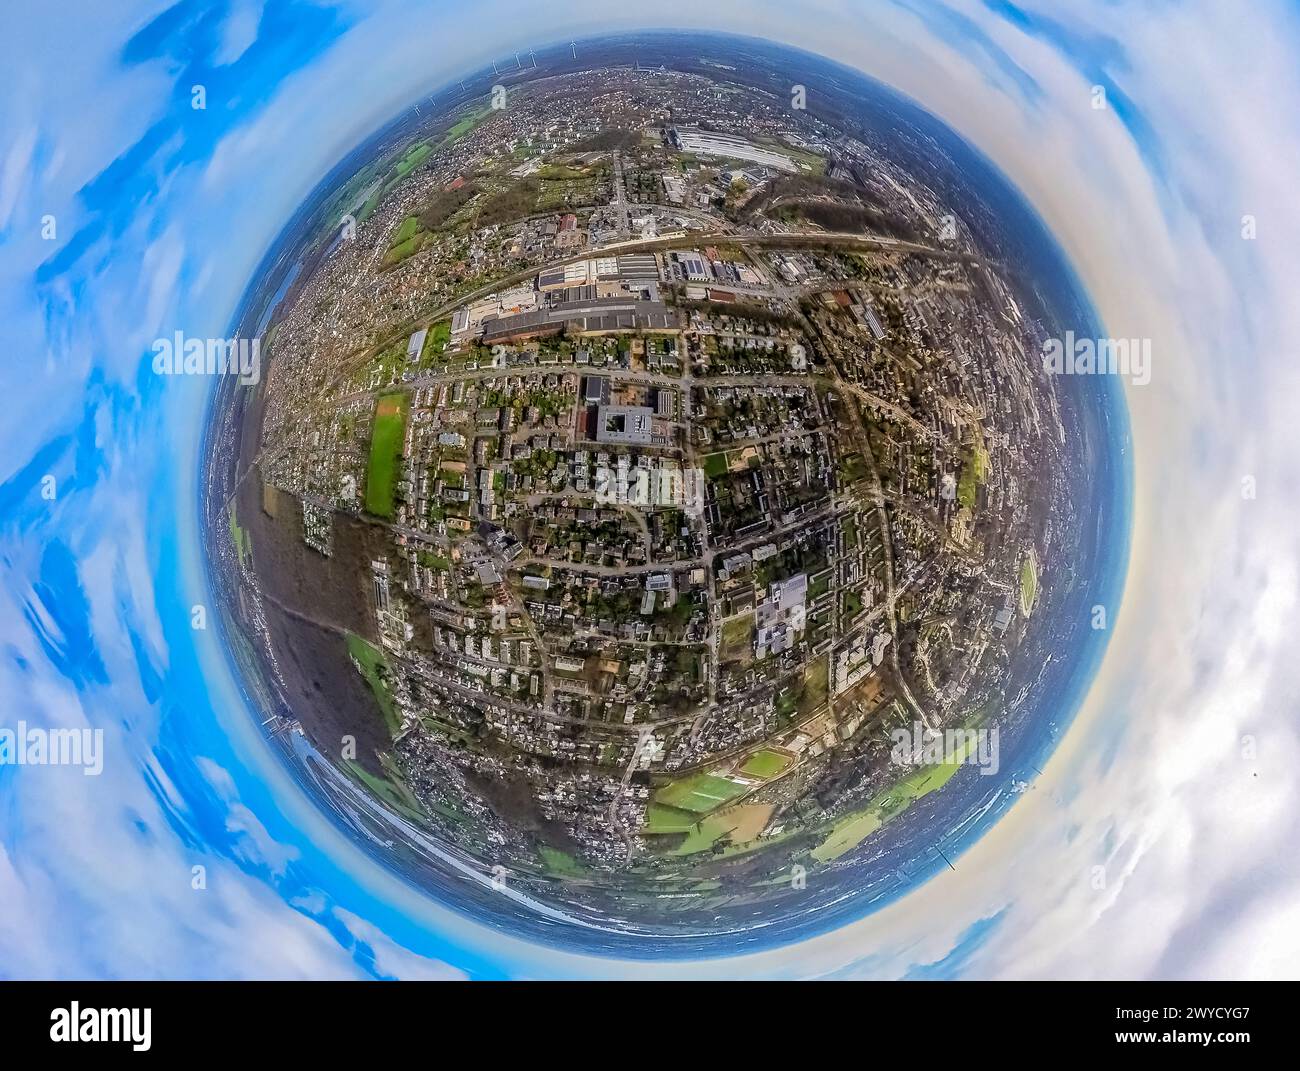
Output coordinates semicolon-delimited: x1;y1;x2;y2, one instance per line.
570;41;577;59
529;48;537;69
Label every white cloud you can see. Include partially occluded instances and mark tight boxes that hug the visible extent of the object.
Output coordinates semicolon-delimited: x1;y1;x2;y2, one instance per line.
214;0;266;67
3;0;1299;980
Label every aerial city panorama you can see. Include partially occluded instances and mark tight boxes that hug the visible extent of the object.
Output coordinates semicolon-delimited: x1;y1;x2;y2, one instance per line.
204;32;1124;952
15;0;1300;1017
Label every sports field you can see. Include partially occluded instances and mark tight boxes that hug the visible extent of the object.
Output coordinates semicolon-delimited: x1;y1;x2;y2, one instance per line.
1019;552;1038;616
741;749;793;779
365;392;408;517
654;772;748;814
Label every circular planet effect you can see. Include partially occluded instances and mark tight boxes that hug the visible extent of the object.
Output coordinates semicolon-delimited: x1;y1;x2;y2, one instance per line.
203;31;1127;956
6;1;1296;981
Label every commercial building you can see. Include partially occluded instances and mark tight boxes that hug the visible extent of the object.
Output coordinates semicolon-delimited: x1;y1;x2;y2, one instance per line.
595;405;654;445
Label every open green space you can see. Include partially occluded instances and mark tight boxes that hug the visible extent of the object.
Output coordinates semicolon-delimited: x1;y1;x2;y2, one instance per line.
702;451;730;478
811;735;978;862
427;319;451;357
383;233;425;266
646;802;781;858
417;549;451;571
365;392;409;517
671;814;734;855
227;502;250;567
538;845;585;877
345;632;400;736
654;772;748;814
719;612;755;667
643;802;699;833
1019;552;1038;616
837;453;869;484
957;441;988;509
344;759;425;822
392;214;421;245
536;163;587;180
811;809;883;863
393;142;432;179
740;749;793;779
797;653;830;715
441;110;488;145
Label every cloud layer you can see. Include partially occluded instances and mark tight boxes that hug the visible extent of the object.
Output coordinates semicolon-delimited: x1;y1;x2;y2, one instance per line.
1;0;1297;979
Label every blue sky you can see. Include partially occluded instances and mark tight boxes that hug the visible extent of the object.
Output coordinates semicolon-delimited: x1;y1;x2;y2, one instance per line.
2;0;1299;979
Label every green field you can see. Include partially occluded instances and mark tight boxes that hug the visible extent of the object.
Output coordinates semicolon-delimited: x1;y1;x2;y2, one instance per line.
384;215;426;266
811;737;977;862
957;441;988;509
346;632;400;736
719;612;755;662
442;110;488;145
702;451;730;478
418;549;451;571
427;319;451;358
643;803;700;833
1020;553;1039;616
538;845;585;877
365;392;409;517
227;502;250;567
811;809;883;862
392;214;421;244
383;233;425;266
536;163;588;180
393;142;431;179
344;759;425;822
797;653;830;715
671;814;734;855
654;772;748;814
740;749;793;779
837;453;869;484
